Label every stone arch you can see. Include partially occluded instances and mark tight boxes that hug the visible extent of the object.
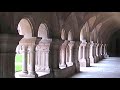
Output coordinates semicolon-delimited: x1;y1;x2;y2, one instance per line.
13;14;36;36
15;17;35;77
68;30;73;41
38;23;48;39
80;22;89;42
90;28;97;43
17;18;33;38
88;16;97;29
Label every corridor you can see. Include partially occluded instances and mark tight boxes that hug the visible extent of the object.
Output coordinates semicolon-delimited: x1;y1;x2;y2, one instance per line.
71;57;120;78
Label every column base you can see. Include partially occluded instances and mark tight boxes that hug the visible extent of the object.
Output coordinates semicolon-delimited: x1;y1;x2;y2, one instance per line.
86;58;90;67
28;72;38;78
18;71;28;77
66;62;73;67
90;57;95;64
59;64;67;69
36;67;45;72
99;55;102;61
15;71;29;78
104;54;109;58
94;56;98;63
96;56;100;62
74;60;80;73
45;67;50;72
79;59;87;67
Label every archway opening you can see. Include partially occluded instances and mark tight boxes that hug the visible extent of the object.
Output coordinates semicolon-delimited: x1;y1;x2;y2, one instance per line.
35;23;51;76
108;30;120;57
15;18;33;78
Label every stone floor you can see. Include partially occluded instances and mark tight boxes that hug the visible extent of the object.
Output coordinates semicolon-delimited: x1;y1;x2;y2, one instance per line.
71;57;120;78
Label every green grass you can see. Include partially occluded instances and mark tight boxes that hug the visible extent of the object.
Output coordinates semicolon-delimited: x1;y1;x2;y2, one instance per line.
15;65;22;72
15;54;22;72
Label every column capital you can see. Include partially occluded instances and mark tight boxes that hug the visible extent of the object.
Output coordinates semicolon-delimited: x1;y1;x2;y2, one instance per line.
80;41;87;46
38;38;52;52
61;40;69;48
19;37;41;46
68;41;75;48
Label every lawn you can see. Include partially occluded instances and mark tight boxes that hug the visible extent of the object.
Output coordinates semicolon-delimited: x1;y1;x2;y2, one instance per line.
15;54;22;72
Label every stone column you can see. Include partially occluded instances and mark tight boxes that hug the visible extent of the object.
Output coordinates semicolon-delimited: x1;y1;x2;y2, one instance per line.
104;44;109;58
66;41;75;67
89;41;94;64
85;42;90;67
99;44;102;60
28;45;38;78
73;41;80;73
79;40;87;67
96;43;100;62
40;51;45;71
0;34;22;78
36;45;41;71
35;46;39;68
21;45;28;75
59;40;69;69
36;39;52;73
93;43;98;63
45;51;49;71
50;39;64;77
101;44;104;59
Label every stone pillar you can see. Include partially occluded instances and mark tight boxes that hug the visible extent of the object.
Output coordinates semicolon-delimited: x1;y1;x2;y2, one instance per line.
35;45;41;71
96;43;100;62
79;40;87;67
50;39;64;76
0;34;22;78
45;51;49;71
73;41;80;73
93;43;98;63
99;44;102;60
36;39;52;72
89;41;94;64
18;37;40;78
101;44;104;59
35;46;39;68
104;44;109;58
20;45;28;75
59;40;69;69
85;42;90;67
66;41;75;67
28;45;38;78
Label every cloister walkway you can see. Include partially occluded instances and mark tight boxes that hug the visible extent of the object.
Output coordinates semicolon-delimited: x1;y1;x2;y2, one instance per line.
71;57;120;78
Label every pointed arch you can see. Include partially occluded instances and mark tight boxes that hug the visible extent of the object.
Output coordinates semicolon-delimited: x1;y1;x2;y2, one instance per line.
88;16;97;29
80;22;89;41
38;23;48;39
17;18;33;38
